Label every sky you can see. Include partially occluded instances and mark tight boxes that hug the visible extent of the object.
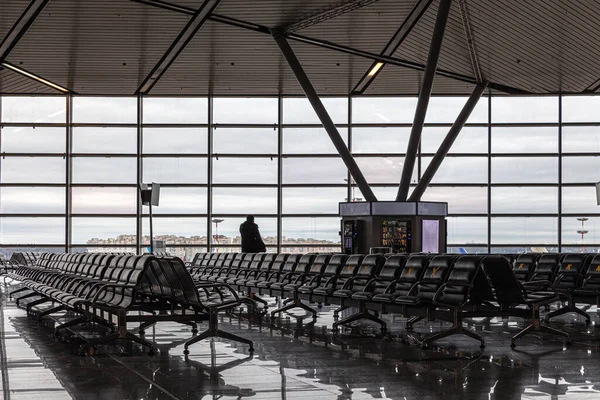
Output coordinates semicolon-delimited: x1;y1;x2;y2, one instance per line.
1;94;600;249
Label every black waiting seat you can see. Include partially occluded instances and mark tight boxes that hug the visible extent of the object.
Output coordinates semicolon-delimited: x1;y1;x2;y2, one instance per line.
284;254;332;293
256;254;301;290
332;254;385;299
269;254;316;293
297;255;345;295
481;256;570;347
217;254;255;284
245;254;287;288
419;255;489;349
351;254;409;301
371;254;429;304
525;253;562;290
312;255;364;297
235;254;269;286
512;253;539;283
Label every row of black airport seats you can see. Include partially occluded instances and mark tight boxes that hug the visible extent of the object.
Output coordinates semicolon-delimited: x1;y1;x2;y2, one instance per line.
7;252;254;355
189;251;600;348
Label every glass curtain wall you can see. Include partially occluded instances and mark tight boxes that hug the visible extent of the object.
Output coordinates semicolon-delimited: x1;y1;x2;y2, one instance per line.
1;94;599;258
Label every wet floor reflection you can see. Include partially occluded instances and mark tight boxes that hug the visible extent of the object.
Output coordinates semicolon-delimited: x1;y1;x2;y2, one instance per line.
4;281;600;399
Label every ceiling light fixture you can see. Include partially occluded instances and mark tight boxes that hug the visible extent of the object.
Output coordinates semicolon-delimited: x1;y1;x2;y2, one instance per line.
368;62;384;77
1;62;69;93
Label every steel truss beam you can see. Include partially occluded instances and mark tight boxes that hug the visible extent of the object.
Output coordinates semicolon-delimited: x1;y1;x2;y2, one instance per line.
0;0;49;61
129;0;528;95
283;0;382;34
136;0;222;94
272;30;377;202
352;0;434;95
397;0;452;202
409;82;487;201
457;0;482;83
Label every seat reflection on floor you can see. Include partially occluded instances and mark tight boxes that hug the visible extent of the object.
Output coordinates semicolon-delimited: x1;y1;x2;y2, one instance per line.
5;281;600;399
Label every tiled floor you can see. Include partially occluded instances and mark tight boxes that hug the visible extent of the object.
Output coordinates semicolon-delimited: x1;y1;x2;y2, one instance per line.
2;280;600;399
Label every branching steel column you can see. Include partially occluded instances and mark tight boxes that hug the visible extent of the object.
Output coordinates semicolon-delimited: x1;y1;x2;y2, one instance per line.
409;82;487;201
272;31;377;202
136;0;222;94
396;0;452;202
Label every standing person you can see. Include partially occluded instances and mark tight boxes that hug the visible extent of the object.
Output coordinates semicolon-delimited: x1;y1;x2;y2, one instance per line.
240;215;266;253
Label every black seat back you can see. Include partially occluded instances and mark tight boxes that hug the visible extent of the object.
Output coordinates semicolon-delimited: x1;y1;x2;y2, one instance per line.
578;254;600;293
438;255;491;305
350;254;385;291
531;253;561;283
512;253;540;282
554;253;591;290
393;254;429;296
481;256;527;306
416;254;456;302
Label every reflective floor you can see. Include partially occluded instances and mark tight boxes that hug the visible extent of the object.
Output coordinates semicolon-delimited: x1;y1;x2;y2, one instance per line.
2;281;600;399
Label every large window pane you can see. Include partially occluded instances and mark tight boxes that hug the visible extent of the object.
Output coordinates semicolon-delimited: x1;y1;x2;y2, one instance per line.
422;157;488;183
213;158;277;184
213;128;277;154
491;157;557;184
1;127;65;153
352;97;417;123
71;217;136;245
2;96;65;123
283;187;347;214
283;97;347;124
352;127;410;154
562;217;600;244
282;217;340;244
562;96;600;123
426;96;489;123
371;186;410;201
421;186;487;214
73;97;136;123
283;158;346;184
213;98;277;124
562;187;600;214
421;127;488;154
446;217;487;245
152;187;207;214
0;217;65;244
283;128;347;154
491;187;558;213
562;126;600;153
1;157;65;183
212;188;276;214
491;127;558;153
356;157;416;184
72;187;137;214
143;158;207;184
491;96;558;123
562;157;600;184
0;187;65;214
73;157;136;184
72;127;136;154
143;98;208;124
142;217;207;244
143;128;207;154
492;217;558;244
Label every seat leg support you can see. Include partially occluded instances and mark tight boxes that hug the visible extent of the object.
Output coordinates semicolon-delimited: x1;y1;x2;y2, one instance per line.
184;311;254;354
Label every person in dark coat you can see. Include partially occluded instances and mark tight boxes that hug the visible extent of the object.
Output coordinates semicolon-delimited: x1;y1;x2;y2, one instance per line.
240;215;266;253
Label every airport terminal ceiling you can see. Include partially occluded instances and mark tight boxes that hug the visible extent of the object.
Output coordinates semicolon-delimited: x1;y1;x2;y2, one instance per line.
0;0;599;96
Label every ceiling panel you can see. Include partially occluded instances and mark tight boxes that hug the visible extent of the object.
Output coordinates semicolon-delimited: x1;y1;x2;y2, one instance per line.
0;67;58;94
6;0;191;94
0;0;31;45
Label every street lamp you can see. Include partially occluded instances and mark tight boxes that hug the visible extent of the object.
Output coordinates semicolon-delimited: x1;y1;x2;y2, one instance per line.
212;218;224;252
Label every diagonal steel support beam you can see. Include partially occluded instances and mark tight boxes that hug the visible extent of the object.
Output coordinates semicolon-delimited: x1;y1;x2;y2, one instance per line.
272;30;377;202
0;0;49;61
396;0;452;202
283;0;382;34
409;82;487;201
136;0;222;94
352;0;434;95
457;0;482;83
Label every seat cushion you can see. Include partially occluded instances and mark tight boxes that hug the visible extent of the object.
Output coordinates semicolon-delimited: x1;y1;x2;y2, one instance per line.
393;295;420;305
351;291;373;301
332;289;353;298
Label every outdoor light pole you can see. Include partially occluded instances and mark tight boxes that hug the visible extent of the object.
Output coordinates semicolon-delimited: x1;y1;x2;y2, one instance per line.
212;218;224;252
577;217;589;252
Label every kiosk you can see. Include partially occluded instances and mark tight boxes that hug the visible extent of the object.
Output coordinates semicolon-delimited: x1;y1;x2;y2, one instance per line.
339;201;448;254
